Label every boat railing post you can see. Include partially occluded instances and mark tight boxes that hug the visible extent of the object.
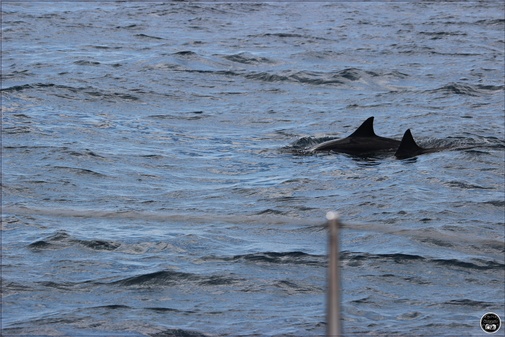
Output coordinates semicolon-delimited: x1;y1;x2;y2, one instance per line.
326;211;342;337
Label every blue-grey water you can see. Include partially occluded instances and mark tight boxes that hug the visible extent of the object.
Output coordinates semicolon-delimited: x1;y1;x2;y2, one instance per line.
2;2;504;336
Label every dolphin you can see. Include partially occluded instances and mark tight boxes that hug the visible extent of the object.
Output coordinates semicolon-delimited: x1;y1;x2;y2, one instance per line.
310;117;401;155
395;129;439;159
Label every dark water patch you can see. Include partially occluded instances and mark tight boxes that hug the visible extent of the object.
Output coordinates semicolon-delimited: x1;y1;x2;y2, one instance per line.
380;273;432;285
51;166;108;177
245;71;292;83
1;69;34;80
274;280;323;294
261;33;306;39
256;209;287;216
250;32;333;43
464;149;491;156
171;67;242;79
38;281;82;291
173;50;197;56
351;296;372;304
11;113;32;119
432;258;504;271
148;111;206;120
473;84;504;92
64;149;104;158
89;44;123;50
1;82;140;102
73;60;101;66
28;231;72;250
444;299;495;309
432;82;503;96
114;270;241;288
150;329;209;337
84;90;140;101
420;237;454;248
480;200;505;208
146;307;196;314
28;240;57;250
338;67;377;80
95;304;131;310
1;82;55;92
342;252;504;271
77;239;121;251
28;231;120;251
244;70;340;85
223;52;275;65
2;280;33;295
344;252;425;266
446;180;493;190
475;18;505;25
419;31;468;39
198;275;240;286
227;251;325;266
115;270;198;287
140;154;165;159
244;68;407;87
2;126;32;134
135;33;164;40
4;145;106;160
435;83;478;96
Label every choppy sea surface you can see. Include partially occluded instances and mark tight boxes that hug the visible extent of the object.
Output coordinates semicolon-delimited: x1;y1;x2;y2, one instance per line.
2;2;504;336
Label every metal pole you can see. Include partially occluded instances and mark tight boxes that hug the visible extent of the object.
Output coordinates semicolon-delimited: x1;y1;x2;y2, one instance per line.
326;211;342;337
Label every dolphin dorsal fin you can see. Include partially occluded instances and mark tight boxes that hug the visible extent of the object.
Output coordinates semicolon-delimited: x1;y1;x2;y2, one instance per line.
395;129;423;158
349;117;377;137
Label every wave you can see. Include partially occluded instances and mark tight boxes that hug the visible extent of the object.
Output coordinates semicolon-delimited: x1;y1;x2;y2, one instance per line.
28;267;243;290
150;328;209;337
28;231;120;251
148;58;409;88
244;68;402;86
233;251;324;266
7;205;315;227
148;111;206;121
204;249;503;272
430;82;504;96
51;166;108;177
1;125;33;135
203;251;325;267
223;52;275;65
1;82;140;102
113;270;242;288
73;60;101;66
248;32;333;42
443;299;496;309
135;33;164;40
342;251;504;271
419;30;468;37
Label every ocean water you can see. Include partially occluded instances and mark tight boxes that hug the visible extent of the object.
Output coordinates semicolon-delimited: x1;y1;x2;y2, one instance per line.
2;2;504;336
